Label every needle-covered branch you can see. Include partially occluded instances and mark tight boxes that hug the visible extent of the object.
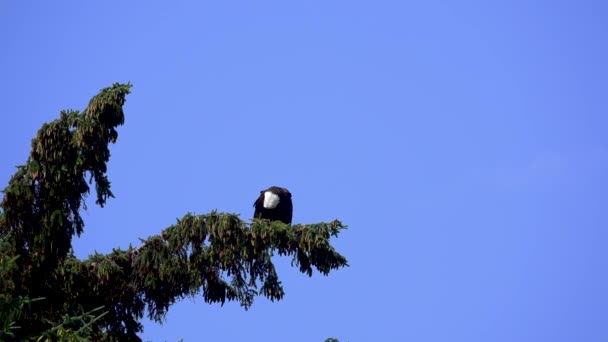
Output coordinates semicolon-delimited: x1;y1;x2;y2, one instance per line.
131;213;348;320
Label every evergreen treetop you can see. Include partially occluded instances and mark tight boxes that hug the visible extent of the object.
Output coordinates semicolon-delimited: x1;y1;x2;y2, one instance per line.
0;83;348;341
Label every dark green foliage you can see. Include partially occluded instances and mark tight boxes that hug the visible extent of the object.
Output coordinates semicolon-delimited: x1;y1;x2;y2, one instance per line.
1;83;130;284
36;306;108;342
0;83;348;341
0;235;104;341
134;213;347;320
1;83;132;340
0;234;41;339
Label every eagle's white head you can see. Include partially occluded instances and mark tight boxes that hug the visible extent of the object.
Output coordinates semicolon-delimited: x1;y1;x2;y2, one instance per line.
263;191;280;209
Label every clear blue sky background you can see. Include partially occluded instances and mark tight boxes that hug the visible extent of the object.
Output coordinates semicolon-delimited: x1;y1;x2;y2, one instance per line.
1;1;607;341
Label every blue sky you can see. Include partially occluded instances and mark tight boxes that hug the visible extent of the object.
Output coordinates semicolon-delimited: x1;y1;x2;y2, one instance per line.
1;1;608;341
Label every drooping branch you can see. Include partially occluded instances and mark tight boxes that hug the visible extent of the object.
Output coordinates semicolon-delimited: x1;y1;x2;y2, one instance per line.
58;213;347;339
131;212;348;320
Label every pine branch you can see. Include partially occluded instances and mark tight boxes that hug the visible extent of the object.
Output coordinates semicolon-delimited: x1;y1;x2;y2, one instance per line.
67;213;347;337
131;212;348;319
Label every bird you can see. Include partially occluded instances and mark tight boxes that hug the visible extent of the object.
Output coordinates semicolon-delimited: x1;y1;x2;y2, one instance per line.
253;186;293;224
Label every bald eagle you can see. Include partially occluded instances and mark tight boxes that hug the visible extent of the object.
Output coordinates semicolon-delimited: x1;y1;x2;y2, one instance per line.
253;186;293;224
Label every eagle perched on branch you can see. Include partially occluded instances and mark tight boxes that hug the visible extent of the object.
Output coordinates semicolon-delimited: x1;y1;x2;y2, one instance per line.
253;186;293;224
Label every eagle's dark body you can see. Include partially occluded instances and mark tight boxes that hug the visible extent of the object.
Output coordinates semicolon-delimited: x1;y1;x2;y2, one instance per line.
253;186;293;224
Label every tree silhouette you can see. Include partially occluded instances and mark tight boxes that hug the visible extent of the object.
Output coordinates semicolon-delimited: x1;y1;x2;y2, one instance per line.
0;83;348;341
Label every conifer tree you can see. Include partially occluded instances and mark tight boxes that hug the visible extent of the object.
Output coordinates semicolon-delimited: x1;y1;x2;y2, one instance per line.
0;83;348;341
